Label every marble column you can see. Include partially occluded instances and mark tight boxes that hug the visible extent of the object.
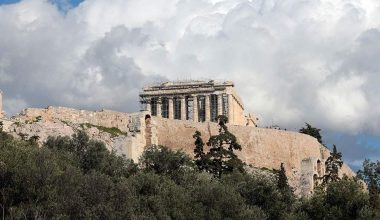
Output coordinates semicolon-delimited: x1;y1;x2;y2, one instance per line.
205;94;210;122
228;94;233;124
217;94;223;118
193;95;198;122
145;99;151;113
156;97;162;117
180;97;186;120
168;97;174;119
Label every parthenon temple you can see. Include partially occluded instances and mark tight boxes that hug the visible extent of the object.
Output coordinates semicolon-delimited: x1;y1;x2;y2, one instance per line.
139;80;248;125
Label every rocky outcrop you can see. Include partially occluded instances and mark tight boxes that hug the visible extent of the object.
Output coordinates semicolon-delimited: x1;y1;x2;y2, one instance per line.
14;106;130;132
3;107;148;161
6;119;131;154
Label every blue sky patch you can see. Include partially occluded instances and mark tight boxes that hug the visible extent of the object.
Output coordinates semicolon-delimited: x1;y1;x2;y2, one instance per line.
0;0;19;5
323;131;380;171
0;0;84;11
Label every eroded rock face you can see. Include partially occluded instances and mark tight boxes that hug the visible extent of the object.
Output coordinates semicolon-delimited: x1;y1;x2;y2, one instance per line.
3;107;148;161
14;106;130;132
6;120;129;154
1;106;355;196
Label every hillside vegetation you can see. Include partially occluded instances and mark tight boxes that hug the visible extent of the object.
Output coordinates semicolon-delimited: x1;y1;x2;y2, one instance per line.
0;120;379;219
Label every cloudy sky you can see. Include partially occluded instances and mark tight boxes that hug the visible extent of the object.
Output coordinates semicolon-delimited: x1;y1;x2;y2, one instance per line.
1;0;380;170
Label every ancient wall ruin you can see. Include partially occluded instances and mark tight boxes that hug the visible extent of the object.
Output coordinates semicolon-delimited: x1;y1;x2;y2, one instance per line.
125;111;156;161
16;106;130;132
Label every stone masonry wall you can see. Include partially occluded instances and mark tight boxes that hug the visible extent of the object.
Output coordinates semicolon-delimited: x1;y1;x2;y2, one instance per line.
152;117;355;193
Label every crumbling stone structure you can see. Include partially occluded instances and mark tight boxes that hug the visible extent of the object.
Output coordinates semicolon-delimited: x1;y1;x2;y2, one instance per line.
300;157;326;196
139;80;251;126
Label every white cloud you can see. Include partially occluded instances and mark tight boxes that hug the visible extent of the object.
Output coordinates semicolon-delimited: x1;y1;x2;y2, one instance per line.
317;75;369;133
0;0;380;137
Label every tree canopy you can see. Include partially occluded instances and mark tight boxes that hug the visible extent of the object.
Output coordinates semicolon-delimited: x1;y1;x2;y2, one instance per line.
193;115;244;178
323;145;344;185
358;159;380;216
0;128;379;219
299;123;323;144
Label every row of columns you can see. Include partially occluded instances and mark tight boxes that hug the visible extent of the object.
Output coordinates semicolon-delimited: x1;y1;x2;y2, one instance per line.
145;94;228;123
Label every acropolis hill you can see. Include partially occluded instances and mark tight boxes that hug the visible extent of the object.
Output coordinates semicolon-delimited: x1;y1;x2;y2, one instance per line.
0;81;354;196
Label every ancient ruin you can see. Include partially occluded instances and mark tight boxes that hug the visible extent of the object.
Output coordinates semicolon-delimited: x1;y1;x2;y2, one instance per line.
139;80;254;126
0;82;355;196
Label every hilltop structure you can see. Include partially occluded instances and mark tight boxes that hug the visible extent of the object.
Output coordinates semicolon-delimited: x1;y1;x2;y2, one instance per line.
139;80;253;126
0;81;355;196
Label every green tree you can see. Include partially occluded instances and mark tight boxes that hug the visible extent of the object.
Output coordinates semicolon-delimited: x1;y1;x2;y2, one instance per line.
277;163;289;191
300;177;373;220
45;131;137;179
79;172;116;219
0;134;79;219
139;145;193;176
124;172;195;219
323;145;343;185
202;115;245;178
222;171;292;220
358;159;380;215
299;123;323;144
193;131;209;171
192;174;267;220
80;140;109;172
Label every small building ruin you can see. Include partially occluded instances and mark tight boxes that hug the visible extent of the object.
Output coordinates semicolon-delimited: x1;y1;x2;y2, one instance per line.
139;80;249;125
300;157;327;196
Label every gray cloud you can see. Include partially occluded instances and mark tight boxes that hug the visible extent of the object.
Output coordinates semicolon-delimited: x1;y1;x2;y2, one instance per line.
0;0;164;113
0;0;380;139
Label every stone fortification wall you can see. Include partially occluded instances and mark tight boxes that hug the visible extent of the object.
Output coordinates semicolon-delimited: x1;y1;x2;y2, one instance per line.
16;106;130;132
152;117;355;193
3;105;355;195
